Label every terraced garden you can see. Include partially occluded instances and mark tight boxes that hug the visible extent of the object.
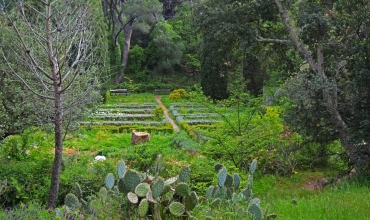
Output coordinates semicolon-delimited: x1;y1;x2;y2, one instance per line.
80;97;224;135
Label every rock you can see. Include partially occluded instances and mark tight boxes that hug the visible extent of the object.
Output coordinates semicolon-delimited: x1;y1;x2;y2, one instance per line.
131;130;150;145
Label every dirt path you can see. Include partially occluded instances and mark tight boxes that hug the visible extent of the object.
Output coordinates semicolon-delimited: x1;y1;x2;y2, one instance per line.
155;96;180;132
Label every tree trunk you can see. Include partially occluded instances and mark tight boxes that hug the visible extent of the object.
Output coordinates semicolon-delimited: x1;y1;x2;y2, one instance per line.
48;85;63;207
114;20;133;85
273;0;370;173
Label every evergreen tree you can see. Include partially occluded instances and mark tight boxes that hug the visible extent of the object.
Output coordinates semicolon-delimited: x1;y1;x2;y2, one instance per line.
200;41;228;101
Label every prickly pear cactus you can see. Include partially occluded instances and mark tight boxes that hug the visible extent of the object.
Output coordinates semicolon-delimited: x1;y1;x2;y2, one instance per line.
249;159;257;175
105;173;115;190
178;166;191;183
214;163;223;172
65;193;80;210
217;167;227;187
138;199;149;217
74;182;82;199
247;174;253;189
127;192;138;204
151;178;164;199
175;182;190;197
242;188;252;200
118;169;141;193
224;174;233;188
117;160;126;179
205;186;215;199
169;202;185;216
184;191;198;211
204;160;276;219
233;173;240;190
64;158;198;220
164;176;178;185
99;187;108;201
146;189;157;203
248;204;262;220
135;183;150;197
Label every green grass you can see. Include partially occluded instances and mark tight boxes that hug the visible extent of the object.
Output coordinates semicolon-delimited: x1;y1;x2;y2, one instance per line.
269;183;370;220
106;92;157;104
2;93;370;219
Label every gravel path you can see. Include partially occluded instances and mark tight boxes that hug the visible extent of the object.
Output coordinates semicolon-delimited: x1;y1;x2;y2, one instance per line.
155;96;180;132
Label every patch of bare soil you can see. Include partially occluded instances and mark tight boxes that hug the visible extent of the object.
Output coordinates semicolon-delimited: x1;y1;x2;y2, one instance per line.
304;177;330;190
50;148;79;156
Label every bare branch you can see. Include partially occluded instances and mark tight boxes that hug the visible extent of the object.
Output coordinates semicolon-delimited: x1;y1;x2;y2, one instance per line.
255;35;293;45
1;51;54;100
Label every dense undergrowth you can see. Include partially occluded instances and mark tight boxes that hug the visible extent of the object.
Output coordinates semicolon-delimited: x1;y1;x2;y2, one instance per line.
0;93;369;219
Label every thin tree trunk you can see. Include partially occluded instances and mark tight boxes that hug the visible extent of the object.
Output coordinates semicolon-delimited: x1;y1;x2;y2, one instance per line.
114;20;133;85
48;86;63;207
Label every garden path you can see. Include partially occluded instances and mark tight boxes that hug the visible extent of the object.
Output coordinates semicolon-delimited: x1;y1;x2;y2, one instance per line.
155;96;180;132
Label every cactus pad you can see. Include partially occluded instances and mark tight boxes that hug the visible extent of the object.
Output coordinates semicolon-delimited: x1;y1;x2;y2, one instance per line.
217;167;227;187
117;161;126;179
224;174;233;188
210;198;221;208
233;173;240;190
249;160;257;175
205;186;214;199
161;184;172;196
127;192;138;204
146;189;157;203
169;202;185;216
178;166;191;183
65;193;80;210
214;163;223;172
105;173;115;190
248;204;262;220
267;213;278;219
248;174;253;189
138;199;149;217
226;188;233;200
162;191;175;205
185;192;198;211
74;182;82;199
151;179;164;199
250;198;261;206
175;182;190;197
135;183;150;197
190;191;198;203
99;187;108;201
118;169;142;193
242;188;252;200
164;176;178;185
184;195;197;211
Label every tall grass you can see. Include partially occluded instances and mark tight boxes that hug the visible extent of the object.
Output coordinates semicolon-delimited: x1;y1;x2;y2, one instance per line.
269;183;370;219
252;173;370;220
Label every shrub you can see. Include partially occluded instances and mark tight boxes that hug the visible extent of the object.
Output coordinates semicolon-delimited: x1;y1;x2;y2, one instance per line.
0;151;53;208
169;89;187;100
153;106;165;121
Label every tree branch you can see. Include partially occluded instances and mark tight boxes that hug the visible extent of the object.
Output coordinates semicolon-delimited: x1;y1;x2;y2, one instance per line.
273;0;319;72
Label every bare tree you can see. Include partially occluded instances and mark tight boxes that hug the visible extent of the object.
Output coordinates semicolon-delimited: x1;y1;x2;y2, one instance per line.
1;0;106;207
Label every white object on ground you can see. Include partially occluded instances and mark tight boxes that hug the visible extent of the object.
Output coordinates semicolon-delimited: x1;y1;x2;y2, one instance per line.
94;155;106;162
